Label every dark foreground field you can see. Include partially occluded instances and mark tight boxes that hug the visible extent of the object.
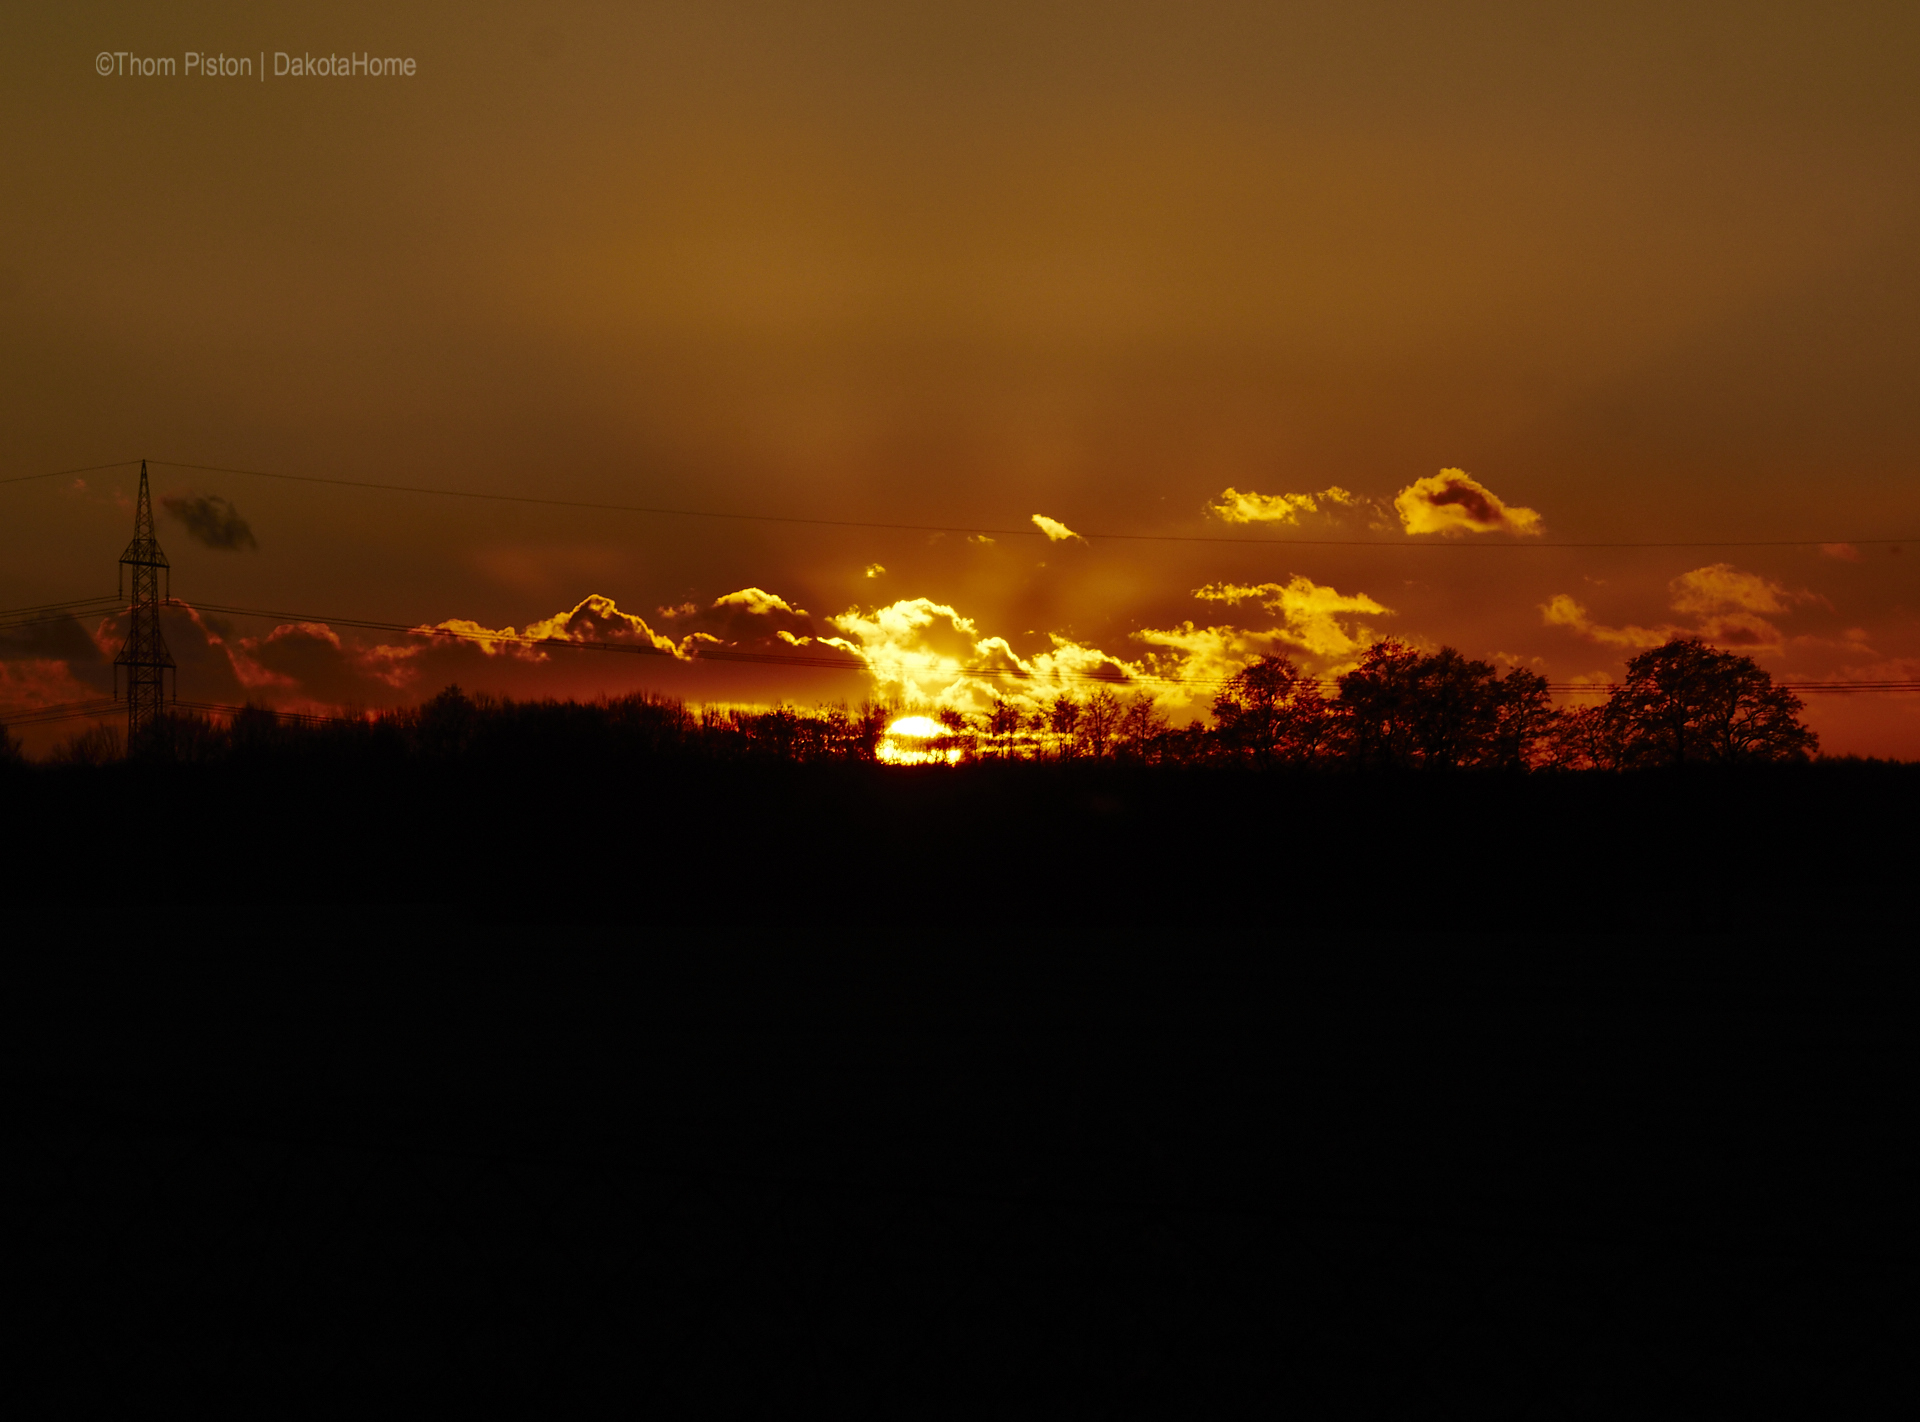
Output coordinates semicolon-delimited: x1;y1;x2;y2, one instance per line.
7;754;1915;928
3;761;1914;1411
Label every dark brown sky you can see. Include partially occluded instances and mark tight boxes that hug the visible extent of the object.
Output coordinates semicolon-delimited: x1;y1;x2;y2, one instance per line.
5;2;1919;752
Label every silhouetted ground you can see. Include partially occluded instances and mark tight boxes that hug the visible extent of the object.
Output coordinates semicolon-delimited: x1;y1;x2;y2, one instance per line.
2;760;1914;1410
6;754;1914;928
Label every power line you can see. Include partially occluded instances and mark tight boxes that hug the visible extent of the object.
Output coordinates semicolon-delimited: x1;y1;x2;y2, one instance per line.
4;455;1906;551
0;696;350;730
0;594;121;618
0;596;122;633
174;698;349;726
0;697;122;727
0;459;140;487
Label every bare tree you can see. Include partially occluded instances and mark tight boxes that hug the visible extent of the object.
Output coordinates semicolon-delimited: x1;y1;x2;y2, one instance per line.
1077;688;1124;760
1117;692;1169;762
1046;693;1082;758
932;705;977;761
854;700;894;760
49;723;122;766
985;696;1024;757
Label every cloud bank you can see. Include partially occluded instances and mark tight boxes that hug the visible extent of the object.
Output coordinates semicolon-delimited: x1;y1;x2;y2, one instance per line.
1543;563;1806;652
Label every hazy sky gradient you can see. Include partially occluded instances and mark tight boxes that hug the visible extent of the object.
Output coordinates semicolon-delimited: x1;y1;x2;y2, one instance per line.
5;2;1918;751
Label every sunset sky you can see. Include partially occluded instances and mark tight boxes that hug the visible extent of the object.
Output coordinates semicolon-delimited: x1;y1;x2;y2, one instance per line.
5;2;1919;753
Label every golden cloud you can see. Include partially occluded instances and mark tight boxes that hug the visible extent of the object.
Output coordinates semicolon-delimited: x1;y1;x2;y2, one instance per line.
1667;564;1790;618
712;587;808;619
1394;469;1542;536
1543;564;1807;652
1130;622;1297;700
1190;577;1392;661
824;597;1142;715
824;597;989;706
651;587;823;649
1031;514;1085;543
418;617;543;658
1207;485;1355;525
1539;594;1674;650
421;593;686;659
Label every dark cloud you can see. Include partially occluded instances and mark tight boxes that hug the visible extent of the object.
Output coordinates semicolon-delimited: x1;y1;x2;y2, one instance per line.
0;613;113;694
662;588;819;648
243;623;380;705
161;495;258;552
0;605;255;706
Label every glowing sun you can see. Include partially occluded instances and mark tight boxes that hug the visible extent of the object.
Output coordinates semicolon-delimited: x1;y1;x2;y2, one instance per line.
878;714;962;765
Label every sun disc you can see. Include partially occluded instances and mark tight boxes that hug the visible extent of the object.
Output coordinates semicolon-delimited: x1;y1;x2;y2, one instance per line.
885;715;945;740
878;714;962;765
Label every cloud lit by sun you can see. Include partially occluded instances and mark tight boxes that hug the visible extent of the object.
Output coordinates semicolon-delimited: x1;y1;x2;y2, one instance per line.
1543;564;1812;653
1031;514;1084;543
1394;470;1542;537
1208;486;1355;525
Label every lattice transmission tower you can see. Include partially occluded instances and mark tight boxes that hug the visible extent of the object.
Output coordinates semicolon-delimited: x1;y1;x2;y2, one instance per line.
114;460;175;740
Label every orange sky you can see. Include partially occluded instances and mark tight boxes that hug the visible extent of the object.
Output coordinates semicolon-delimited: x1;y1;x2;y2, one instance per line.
4;2;1919;754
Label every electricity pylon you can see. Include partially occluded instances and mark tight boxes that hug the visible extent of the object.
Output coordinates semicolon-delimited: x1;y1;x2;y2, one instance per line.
115;460;175;741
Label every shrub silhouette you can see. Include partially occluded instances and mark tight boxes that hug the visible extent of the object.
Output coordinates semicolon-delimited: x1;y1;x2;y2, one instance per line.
49;723;123;766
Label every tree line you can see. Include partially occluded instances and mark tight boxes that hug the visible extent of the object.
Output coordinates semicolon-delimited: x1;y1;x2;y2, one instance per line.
953;636;1817;769
5;636;1820;772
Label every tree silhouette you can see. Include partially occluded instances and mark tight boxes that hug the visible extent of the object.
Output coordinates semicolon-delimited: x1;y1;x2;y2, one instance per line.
416;684;484;759
1404;647;1501;770
985;696;1024;757
49;723;122;766
1334;644;1561;770
1606;638;1816;766
1077;688;1124;760
1046;693;1082;758
1211;654;1330;766
1486;667;1557;770
1116;692;1169;762
4;643;1828;775
853;700;893;761
929;705;976;760
1334;640;1424;768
